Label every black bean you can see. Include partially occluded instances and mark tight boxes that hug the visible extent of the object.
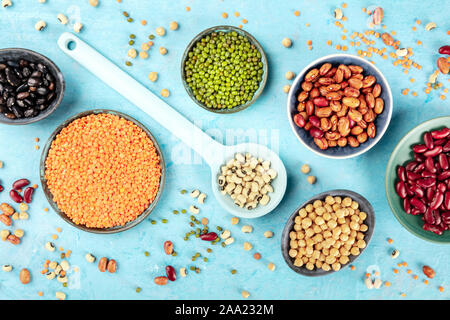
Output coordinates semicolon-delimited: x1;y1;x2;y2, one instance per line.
45;73;54;82
23;99;33;106
6;97;15;108
19;59;29;68
16;99;25;108
22;67;31;77
5;68;21;86
0;83;3;94
37;63;47;73
37;104;47;111
6;61;19;68
46;92;55;101
37;87;48;95
36;98;46;105
24;108;34;117
15;83;28;93
11;106;23;118
31;71;42;78
16;92;30;100
27;77;41;87
0;73;6;83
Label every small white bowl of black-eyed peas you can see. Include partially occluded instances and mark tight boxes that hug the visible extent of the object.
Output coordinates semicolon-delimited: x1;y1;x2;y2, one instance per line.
281;189;375;276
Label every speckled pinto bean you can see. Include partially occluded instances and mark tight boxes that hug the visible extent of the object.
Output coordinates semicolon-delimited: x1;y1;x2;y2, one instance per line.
293;62;385;150
395;127;450;235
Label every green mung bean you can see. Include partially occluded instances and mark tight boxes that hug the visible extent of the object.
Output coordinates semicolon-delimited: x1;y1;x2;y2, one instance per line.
184;31;263;109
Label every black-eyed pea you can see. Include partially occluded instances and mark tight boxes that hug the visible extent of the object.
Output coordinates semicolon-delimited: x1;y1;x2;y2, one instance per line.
289;249;298;258
322;263;331;271
360;224;368;232
350;247;360;256
332;263;341;271
357;239;366;249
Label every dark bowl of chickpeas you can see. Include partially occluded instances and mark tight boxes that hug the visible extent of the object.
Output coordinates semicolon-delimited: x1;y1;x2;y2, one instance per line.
181;25;268;114
281;189;375;276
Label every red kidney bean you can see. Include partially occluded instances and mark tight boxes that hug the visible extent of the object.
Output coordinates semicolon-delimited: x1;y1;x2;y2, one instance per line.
0;185;3;192
396;181;407;199
309;116;320;127
431;128;450;140
12;179;30;190
406;171;421;181
310;126;324;138
413;163;425;173
417;178;436;189
424;208;435;225
23;187;34;204
438;170;450;181
424;157;436;173
426;188;435;202
165;265;176;281
403;198;412;214
293;114;306;128
423;223;443;235
421;171;436;178
437;182;447;193
413;144;428;153
430;191;444;210
434;138;447;146
442;211;450;224
200;232;218;241
424;146;442;158
410;184;424;198
405;161;418;171
439;45;450;55
439;154;449;170
397;166;406;182
423;132;434;149
414;153;425;163
411;208;421;215
9;190;23;203
443;141;450;153
410;197;426;213
445;192;450;210
405;184;415;197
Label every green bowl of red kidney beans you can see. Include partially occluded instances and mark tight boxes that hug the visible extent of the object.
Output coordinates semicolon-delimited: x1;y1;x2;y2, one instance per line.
386;116;450;243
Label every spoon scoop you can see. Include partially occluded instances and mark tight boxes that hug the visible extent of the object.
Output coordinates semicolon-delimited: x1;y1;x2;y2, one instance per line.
57;33;287;218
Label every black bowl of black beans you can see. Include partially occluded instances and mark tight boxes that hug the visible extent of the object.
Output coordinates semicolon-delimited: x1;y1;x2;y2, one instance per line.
0;48;65;125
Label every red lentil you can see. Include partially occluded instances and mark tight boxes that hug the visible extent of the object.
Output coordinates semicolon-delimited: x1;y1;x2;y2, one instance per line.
45;113;162;229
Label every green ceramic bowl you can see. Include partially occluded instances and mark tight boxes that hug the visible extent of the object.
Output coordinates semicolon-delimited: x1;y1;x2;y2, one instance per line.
385;116;450;243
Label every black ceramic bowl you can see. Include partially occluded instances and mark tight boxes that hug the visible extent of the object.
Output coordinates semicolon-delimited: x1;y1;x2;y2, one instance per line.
281;189;375;276
181;25;268;114
40;109;165;234
0;48;65;125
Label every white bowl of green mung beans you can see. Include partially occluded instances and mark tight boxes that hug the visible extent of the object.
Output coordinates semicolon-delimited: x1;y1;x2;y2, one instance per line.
181;25;268;114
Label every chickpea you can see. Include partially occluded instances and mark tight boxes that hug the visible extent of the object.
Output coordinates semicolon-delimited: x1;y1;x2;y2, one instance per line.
332;263;341;271
356;232;365;240
360;224;368;232
313;200;323;208
285;71;295;80
305;262;314;270
350;221;360;231
309;212;317;220
307;175;316;184
169;21;179;30
325;196;335;205
305;204;314;213
339;256;349;264
155;27;166;36
357;239;366;249
148;72;158;82
300;164;310;174
282;37;292;48
350;247;360;256
289;249;298;258
296;231;305;240
294;258;303;267
298;208;308;217
322;263;331;271
290;240;298;249
160;88;170;97
342;197;352;207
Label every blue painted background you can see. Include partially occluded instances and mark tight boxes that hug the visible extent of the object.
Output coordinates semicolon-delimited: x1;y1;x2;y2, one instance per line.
0;0;449;300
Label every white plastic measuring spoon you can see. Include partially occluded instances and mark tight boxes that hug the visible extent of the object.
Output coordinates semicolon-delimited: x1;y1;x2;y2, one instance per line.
57;32;287;219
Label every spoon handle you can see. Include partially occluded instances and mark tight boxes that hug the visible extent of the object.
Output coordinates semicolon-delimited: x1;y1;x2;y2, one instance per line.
57;32;224;167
